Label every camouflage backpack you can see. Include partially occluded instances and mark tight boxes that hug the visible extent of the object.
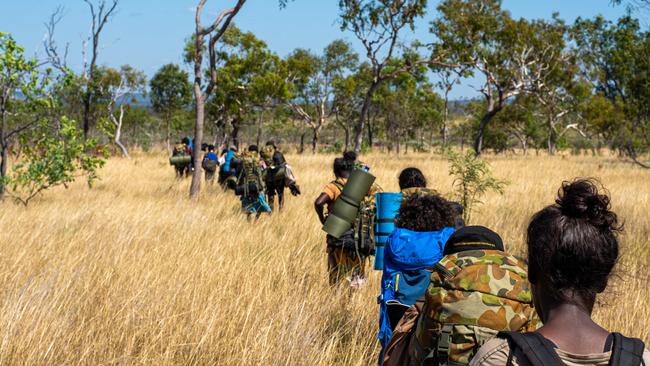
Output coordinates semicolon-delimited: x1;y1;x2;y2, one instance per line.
354;192;376;257
411;250;540;366
173;143;188;156
260;145;276;168
238;151;264;193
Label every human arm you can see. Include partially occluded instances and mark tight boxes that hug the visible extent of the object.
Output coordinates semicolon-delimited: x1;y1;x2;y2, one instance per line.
314;193;330;225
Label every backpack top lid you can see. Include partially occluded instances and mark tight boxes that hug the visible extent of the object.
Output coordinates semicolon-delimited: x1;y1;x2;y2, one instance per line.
432;249;533;306
385;227;456;269
444;225;504;256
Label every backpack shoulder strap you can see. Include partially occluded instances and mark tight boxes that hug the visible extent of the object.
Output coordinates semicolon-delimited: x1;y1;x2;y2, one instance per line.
331;180;345;192
499;332;564;366
609;333;646;366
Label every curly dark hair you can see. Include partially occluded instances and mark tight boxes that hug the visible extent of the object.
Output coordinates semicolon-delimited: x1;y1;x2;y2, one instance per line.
333;158;353;178
527;178;622;305
399;167;427;190
343;151;358;162
395;193;456;232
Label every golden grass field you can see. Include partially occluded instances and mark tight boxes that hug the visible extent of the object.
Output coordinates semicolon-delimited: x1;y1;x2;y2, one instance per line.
0;150;648;365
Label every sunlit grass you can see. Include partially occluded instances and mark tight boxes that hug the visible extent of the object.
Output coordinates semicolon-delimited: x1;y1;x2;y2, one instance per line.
0;149;648;365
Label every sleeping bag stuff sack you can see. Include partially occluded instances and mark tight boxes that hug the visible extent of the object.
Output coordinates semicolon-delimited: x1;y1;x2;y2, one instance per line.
374;192;403;270
323;169;376;238
377;227;455;364
222;150;235;173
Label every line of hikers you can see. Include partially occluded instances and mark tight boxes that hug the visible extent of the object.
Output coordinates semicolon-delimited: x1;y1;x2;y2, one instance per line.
170;138;301;219
313;157;649;366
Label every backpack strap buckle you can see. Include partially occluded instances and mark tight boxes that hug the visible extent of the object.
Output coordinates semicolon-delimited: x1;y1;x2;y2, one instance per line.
437;324;454;362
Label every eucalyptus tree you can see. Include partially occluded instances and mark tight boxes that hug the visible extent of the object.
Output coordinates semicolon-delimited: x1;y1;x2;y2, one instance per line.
207;26;290;149
432;0;562;156
150;64;192;151
96;65;147;158
339;0;452;153
572;15;650;166
287;40;358;152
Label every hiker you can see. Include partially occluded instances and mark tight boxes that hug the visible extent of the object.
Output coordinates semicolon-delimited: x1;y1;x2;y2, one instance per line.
219;147;239;189
266;151;301;211
378;193;457;359
399;167;465;229
342;150;381;264
236;145;271;221
261;141;301;211
470;179;650;366
315;158;368;287
181;137;194;173
171;139;192;179
201;144;218;185
390;226;540;366
343;150;370;172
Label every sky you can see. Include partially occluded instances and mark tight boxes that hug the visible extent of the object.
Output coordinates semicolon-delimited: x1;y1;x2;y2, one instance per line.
0;0;632;98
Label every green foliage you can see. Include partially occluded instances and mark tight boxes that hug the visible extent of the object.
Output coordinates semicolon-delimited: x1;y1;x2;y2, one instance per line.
4;117;105;206
572;16;650;160
150;64;192;116
445;149;507;224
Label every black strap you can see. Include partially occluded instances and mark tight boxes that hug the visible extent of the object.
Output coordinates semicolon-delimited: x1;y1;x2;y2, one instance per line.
609;333;645;366
331;180;345;192
499;332;564;366
502;332;646;366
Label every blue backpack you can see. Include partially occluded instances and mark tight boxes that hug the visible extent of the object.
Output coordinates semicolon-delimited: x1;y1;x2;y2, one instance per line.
377;227;455;359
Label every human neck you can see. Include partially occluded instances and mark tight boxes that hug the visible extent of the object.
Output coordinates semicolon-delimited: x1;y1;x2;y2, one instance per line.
538;302;610;354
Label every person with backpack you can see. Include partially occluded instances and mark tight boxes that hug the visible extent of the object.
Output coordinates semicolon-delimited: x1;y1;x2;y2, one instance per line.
265;150;301;212
378;193;457;360
399;167;465;229
470;179;649;366
260;141;301;211
236;145;271;221
389;226;540;366
201;145;218;185
342;151;381;276
219;147;239;190
315;157;368;288
171;139;192;179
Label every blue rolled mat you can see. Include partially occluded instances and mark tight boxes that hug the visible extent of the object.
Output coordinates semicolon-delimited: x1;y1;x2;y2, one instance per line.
374;192;402;270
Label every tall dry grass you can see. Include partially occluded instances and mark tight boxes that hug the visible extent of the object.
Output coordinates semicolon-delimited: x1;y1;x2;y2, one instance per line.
0;150;648;365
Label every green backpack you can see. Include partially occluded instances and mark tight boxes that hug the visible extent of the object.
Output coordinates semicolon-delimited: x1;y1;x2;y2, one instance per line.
411;250;540;366
238;152;264;193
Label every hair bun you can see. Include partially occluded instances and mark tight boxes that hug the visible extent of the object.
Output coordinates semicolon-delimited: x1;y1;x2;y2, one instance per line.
556;179;620;232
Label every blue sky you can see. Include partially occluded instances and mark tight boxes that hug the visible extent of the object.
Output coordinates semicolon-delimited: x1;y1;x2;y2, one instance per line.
1;0;630;98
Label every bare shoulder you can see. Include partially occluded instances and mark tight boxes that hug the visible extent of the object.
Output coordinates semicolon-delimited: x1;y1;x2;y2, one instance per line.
469;338;511;366
644;349;650;365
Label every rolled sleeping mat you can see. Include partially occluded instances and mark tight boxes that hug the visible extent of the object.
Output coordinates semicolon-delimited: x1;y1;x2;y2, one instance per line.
374;192;403;270
323;169;376;238
170;155;192;166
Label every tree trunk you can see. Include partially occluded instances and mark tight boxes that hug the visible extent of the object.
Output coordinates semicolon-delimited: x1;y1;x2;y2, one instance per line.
231;118;240;150
82;91;93;139
311;126;320;154
0;102;7;198
190;28;205;200
344;127;350;152
547;121;557;155
299;132;305;154
113;105;130;158
442;97;449;146
0;143;6;198
353;82;379;153
367;113;374;148
190;92;204;199
474;109;499;157
166;110;172;152
256;113;263;147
